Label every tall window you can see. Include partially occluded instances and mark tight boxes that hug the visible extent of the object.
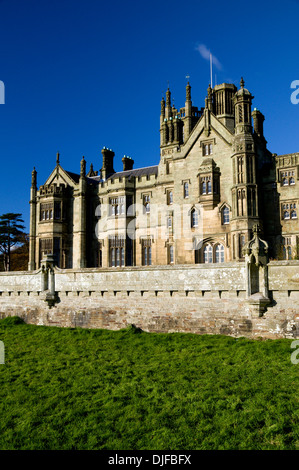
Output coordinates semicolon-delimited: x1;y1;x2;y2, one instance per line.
191;208;198;228
167;190;173;205
201;176;212;195
168;245;174;264
283;237;292;260
222;206;230;224
183;182;189;198
143;194;150;213
203;143;213;155
110;197;125;216
237;156;244;184
207;180;212;194
109;236;125;267
215;244;225;263
204;245;213;263
142;239;152;266
237;189;246;216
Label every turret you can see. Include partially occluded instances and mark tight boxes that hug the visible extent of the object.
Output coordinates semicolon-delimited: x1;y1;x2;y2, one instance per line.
213;83;237;132
233;77;253;135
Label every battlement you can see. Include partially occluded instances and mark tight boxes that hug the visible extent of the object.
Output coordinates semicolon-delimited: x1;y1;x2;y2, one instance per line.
39;184;68;196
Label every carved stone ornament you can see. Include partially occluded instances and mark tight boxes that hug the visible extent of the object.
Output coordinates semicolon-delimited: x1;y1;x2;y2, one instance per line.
242;224;268;266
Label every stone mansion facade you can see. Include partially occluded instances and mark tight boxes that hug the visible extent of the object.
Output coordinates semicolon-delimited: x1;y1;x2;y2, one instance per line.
28;78;299;271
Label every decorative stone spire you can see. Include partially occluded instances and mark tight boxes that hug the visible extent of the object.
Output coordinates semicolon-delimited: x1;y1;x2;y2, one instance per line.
56;152;60;165
242;224;268;266
186;81;191;102
161;95;165;116
205;84;213;112
31;167;37;189
240;77;245;89
166;87;171;108
80;156;86;177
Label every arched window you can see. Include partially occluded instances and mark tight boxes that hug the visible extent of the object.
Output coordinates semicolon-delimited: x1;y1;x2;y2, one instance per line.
207;180;212;194
283;178;289;186
215;244;225;263
284;211;290;219
191;209;198;228
204;245;213;263
290;177;295;185
222;206;229;224
291;210;297;219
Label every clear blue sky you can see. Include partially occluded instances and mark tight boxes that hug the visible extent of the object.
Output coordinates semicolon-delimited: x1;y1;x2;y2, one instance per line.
1;0;299;231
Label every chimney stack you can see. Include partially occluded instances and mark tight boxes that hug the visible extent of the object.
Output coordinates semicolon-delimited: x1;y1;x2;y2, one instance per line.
101;147;115;180
122;155;134;172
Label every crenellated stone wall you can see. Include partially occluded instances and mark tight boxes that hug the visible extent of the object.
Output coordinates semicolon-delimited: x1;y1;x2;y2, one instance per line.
0;260;298;339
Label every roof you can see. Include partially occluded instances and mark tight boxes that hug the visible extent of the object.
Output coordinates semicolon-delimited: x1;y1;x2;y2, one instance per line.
64;165;159;185
108;165;159;180
64;170;80;184
90;165;159;182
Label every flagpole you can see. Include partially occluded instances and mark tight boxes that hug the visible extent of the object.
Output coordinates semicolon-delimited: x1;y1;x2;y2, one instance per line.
210;53;213;88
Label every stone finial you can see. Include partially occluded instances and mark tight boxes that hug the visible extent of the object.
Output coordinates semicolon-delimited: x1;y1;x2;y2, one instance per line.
56;152;60;165
80;156;86;177
186;81;191;102
31;167;37;188
240;77;245;89
86;163;98;177
161;95;165;115
166;87;171;107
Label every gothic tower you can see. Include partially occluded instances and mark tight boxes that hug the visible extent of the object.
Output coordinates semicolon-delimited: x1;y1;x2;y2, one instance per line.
231;78;260;259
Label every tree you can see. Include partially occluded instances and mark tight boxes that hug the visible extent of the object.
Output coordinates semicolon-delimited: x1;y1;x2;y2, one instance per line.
0;213;26;271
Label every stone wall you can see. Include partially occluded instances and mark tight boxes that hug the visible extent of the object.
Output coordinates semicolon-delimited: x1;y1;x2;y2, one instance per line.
0;261;298;339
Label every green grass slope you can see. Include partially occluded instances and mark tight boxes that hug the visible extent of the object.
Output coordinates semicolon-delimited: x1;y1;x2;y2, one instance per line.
0;318;298;450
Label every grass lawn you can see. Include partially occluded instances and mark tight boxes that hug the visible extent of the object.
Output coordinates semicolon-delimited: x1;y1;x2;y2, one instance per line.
0;316;298;450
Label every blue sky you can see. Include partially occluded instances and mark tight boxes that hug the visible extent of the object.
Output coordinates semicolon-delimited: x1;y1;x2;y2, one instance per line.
0;0;299;230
